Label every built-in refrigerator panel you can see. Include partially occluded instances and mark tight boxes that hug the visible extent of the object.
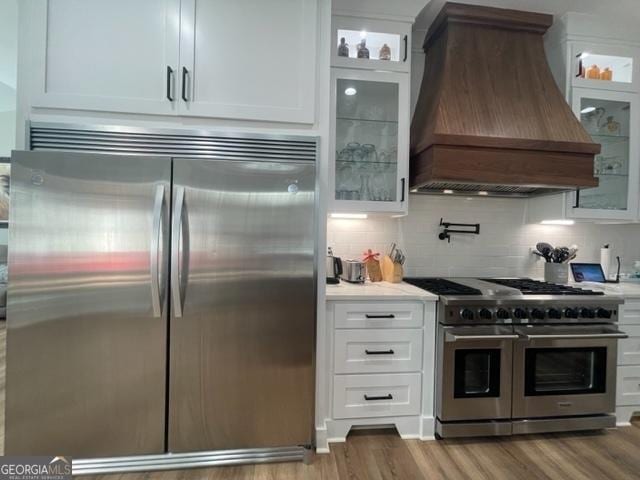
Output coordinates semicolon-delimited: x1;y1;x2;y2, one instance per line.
168;157;316;452
5;151;171;457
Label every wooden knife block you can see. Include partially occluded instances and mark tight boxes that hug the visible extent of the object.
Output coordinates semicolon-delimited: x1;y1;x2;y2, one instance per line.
381;255;403;283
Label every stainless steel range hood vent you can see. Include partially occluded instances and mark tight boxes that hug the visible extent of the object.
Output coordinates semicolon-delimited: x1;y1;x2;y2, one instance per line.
413;182;569;198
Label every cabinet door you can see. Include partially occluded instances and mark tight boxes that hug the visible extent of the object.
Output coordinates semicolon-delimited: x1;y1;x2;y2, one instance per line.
179;0;317;124
330;69;409;214
331;16;411;73
33;0;180;115
568;88;639;220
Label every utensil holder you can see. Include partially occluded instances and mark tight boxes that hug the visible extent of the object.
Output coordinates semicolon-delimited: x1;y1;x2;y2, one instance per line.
544;263;569;284
381;255;403;283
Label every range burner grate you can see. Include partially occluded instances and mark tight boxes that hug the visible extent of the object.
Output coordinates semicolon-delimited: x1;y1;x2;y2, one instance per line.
404;278;482;296
484;278;605;296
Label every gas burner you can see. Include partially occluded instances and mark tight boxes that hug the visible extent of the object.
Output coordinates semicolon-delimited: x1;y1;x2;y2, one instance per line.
404;278;482;296
484;278;605;296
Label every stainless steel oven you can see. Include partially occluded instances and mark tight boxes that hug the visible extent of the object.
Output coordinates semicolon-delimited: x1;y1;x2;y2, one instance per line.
513;324;627;421
437;326;517;424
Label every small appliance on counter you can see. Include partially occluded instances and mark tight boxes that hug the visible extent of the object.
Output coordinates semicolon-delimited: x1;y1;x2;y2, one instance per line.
340;259;366;283
326;247;342;285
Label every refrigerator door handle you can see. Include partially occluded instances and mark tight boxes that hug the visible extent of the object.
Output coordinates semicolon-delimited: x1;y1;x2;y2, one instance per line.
150;184;165;317
171;186;186;317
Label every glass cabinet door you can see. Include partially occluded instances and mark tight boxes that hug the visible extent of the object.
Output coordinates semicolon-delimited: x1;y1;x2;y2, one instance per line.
571;88;639;219
331;16;411;73
331;69;409;212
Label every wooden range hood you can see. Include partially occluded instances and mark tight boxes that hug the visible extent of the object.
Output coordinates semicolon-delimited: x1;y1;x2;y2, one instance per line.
410;2;600;197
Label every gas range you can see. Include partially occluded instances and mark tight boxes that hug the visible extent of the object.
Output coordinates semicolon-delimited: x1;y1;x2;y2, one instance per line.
404;277;627;438
403;277;621;325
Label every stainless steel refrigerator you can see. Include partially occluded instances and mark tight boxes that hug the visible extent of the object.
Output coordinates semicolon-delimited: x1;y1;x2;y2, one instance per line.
6;148;316;462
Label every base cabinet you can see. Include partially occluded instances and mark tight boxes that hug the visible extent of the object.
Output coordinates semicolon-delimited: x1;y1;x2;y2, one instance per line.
316;299;436;452
616;299;640;424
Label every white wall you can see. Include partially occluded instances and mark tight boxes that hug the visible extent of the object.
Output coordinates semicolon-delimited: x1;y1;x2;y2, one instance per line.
328;195;640;278
0;0;17;157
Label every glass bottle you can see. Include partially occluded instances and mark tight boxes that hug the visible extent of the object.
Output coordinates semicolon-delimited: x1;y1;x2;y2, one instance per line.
379;43;391;61
337;37;349;57
357;39;370;59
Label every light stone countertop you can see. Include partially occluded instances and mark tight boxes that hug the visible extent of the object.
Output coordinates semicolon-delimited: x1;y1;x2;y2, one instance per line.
326;280;439;302
573;281;640;299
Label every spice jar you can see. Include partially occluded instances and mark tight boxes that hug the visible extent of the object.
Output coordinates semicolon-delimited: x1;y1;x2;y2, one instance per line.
586;64;601;79
600;67;613;81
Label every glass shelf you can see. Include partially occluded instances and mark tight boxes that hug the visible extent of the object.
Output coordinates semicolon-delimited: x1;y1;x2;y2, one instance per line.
337;117;399;125
588;134;629;146
337;160;398;165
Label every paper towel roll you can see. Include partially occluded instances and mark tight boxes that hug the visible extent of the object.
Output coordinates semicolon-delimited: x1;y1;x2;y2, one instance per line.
601;247;611;279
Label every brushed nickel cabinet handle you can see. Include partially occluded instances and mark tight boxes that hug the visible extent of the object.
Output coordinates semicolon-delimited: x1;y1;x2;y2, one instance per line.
150;185;165;317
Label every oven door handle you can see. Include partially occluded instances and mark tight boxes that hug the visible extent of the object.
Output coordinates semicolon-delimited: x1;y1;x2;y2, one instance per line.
445;333;519;342
520;332;628;340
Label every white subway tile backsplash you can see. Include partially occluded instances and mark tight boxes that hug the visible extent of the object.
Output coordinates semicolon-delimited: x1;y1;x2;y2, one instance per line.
327;195;640;278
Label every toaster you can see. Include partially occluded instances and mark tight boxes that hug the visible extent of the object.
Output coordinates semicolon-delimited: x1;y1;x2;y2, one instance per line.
340;259;366;283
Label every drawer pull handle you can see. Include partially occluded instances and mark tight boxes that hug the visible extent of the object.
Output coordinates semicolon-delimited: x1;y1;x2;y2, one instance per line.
365;314;395;319
365;349;395;355
364;394;393;401
558;402;573;407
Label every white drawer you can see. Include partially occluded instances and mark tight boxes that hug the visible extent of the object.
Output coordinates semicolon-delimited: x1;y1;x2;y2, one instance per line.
332;373;421;419
334;329;423;374
621;301;640;325
334;302;423;329
617;365;640;406
618;325;640;366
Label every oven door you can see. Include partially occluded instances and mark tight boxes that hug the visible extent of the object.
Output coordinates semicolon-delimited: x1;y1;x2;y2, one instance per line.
512;325;627;419
438;326;517;421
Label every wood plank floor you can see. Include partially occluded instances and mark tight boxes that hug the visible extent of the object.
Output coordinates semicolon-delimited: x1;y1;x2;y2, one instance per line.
1;322;639;479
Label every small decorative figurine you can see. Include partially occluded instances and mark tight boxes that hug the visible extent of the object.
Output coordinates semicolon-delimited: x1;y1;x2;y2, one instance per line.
337;37;349;57
357;39;370;59
379;43;391;60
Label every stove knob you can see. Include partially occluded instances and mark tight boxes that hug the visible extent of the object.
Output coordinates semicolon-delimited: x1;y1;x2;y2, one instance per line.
513;308;528;319
548;308;562;319
531;308;545;320
564;307;579;319
580;308;596;319
496;308;510;320
460;309;475;321
597;308;613;319
479;308;493;320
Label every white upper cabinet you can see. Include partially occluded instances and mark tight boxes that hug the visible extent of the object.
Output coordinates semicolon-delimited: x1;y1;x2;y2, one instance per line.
29;0;317;123
528;14;640;223
179;0;317;123
330;68;410;214
568;88;639;220
34;0;181;115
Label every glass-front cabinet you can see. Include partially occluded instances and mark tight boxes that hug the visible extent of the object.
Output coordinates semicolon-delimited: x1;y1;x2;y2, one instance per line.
331;16;411;73
569;88;639;220
330;68;409;214
572;43;638;92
